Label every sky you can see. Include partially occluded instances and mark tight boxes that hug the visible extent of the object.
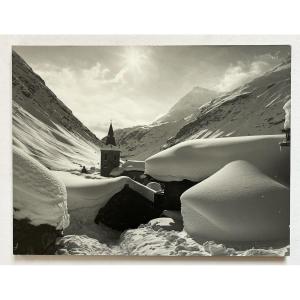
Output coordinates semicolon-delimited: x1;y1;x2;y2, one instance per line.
14;45;290;138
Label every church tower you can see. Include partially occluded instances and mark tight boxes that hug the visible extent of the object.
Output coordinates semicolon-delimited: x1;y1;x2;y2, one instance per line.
100;122;121;177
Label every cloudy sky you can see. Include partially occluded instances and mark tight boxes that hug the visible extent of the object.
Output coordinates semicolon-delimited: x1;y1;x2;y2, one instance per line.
14;45;289;138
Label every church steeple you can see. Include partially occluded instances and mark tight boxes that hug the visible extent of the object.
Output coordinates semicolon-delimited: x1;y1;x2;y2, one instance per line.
106;121;116;146
100;121;121;177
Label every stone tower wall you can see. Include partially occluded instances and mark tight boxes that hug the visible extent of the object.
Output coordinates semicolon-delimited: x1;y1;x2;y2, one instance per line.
100;149;120;176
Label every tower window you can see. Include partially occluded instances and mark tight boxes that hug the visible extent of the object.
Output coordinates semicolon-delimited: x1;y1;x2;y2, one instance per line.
104;154;107;160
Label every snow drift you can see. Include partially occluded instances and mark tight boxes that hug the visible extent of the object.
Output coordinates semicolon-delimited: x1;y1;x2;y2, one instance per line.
145;135;289;184
13;103;100;171
181;160;289;243
54;172;156;238
13;146;70;230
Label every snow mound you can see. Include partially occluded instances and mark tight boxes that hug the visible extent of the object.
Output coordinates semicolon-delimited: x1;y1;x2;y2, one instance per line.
110;160;145;176
53;172;156;235
145;135;289;183
181;160;289;243
13;146;70;229
283;100;291;130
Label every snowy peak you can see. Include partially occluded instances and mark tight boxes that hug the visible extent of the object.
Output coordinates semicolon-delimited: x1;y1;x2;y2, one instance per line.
157;86;218;123
166;55;291;147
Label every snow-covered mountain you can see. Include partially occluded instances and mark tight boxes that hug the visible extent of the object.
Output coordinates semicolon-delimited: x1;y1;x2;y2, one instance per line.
114;87;217;160
156;86;218;123
12;51;103;171
165;57;291;147
116;56;290;159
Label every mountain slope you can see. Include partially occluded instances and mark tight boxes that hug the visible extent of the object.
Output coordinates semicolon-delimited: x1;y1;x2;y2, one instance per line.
12;51;103;171
156;86;218;123
165;57;291;148
115;57;290;160
115;87;217;160
114;121;186;160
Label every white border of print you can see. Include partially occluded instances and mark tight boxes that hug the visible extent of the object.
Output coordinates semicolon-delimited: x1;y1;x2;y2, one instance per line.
0;35;299;264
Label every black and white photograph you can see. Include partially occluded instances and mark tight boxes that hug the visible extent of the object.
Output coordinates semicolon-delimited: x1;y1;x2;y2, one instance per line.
12;45;291;256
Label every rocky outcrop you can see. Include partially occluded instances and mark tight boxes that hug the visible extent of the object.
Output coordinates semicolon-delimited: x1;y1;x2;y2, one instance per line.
95;184;162;231
13;219;62;255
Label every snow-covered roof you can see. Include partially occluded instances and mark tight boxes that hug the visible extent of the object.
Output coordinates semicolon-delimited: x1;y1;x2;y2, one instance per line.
110;160;145;176
181;160;289;242
145;135;289;183
54;172;157;225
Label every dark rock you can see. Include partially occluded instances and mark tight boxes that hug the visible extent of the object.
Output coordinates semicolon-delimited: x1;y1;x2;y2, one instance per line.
13;218;62;255
95;185;162;231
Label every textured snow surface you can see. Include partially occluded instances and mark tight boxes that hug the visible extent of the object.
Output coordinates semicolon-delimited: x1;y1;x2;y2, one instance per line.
145;135;289;183
283;100;291;130
13;103;99;171
56;218;289;256
13;51;102;172
13;146;70;229
181;160;289;243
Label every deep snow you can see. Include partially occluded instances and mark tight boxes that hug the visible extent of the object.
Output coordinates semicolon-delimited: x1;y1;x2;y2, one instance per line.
145;134;289;183
181;160;289;243
53;171;156;239
57;217;289;256
13;146;69;230
12;51;290;257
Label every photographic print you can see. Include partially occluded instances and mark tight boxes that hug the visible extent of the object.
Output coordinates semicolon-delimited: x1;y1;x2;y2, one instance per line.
12;44;290;256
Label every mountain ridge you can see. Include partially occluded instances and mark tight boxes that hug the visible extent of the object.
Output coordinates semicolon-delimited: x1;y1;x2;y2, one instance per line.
12;50;103;170
115;56;290;160
156;86;218;123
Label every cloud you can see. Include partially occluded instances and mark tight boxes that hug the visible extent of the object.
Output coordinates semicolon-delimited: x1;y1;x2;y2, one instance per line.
23;46;289;138
31;56;160;138
215;59;271;93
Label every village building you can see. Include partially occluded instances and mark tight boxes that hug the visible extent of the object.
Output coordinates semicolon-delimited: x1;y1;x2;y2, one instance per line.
100;122;121;177
100;123;148;182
